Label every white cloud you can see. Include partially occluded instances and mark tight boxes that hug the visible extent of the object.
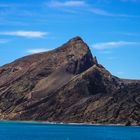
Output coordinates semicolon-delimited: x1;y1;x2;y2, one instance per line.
47;1;86;7
0;31;48;38
89;8;114;17
93;41;139;50
46;1;139;18
89;8;135;17
27;48;50;54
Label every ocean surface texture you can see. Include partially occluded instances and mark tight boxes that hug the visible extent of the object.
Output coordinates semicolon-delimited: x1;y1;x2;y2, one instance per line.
0;122;140;140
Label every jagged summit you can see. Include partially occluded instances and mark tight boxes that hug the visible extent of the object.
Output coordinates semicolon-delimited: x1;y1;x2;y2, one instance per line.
0;37;140;125
54;36;92;59
70;36;83;41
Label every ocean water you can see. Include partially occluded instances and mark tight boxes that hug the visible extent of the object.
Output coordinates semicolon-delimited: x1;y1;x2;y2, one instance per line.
0;121;140;140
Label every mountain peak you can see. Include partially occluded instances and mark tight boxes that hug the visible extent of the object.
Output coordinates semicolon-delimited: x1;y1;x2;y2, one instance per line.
69;36;83;42
53;36;95;74
54;36;92;62
67;36;86;48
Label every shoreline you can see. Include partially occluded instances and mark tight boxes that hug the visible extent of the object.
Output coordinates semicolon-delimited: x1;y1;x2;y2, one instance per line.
0;120;139;127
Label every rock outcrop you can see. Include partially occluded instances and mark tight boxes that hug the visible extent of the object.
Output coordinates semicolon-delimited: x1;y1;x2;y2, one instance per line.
0;36;140;125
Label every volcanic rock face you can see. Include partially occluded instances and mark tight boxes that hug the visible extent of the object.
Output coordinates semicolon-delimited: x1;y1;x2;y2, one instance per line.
0;36;140;125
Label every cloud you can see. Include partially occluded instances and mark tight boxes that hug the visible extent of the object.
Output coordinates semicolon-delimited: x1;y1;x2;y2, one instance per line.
46;1;139;18
0;31;48;38
89;8;137;17
0;39;9;44
47;1;86;7
89;8;115;17
27;48;50;54
93;41;139;50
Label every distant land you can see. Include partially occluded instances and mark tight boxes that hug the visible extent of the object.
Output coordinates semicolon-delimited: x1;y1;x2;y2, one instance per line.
0;36;140;126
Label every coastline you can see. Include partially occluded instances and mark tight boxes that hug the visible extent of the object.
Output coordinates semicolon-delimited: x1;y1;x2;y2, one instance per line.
0;120;139;127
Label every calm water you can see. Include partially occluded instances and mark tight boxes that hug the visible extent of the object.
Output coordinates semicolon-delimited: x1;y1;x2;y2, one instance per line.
0;121;140;140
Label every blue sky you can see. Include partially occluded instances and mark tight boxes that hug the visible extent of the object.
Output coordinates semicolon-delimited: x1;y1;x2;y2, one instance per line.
0;0;140;79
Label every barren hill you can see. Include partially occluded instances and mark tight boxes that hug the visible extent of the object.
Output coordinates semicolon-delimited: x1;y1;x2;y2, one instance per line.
0;36;140;125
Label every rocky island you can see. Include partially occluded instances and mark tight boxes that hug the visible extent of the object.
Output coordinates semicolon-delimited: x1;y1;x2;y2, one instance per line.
0;36;140;125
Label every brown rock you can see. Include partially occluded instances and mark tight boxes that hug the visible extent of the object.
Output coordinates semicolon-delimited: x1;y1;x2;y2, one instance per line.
0;36;140;125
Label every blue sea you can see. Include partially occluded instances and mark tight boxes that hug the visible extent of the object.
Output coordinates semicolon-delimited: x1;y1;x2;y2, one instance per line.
0;121;140;140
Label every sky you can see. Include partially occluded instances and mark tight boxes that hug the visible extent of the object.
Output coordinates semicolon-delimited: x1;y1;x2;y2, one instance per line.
0;0;140;79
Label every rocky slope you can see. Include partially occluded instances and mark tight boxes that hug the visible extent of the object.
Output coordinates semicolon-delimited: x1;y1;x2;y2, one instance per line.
0;36;140;125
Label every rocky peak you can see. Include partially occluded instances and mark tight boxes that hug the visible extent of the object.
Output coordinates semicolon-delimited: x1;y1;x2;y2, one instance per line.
56;36;97;74
67;36;87;49
68;36;83;42
55;36;91;57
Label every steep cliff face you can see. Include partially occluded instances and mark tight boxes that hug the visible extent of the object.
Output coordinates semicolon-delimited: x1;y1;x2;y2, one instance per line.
0;36;140;125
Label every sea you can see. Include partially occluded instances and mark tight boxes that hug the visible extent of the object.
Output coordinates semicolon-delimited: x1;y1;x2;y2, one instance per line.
0;121;140;140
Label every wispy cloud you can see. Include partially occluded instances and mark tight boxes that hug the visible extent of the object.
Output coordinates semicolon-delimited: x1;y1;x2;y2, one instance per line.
46;1;139;18
0;3;38;8
0;31;48;38
93;41;139;50
47;1;86;8
89;8;138;17
27;48;50;54
89;8;115;17
0;39;9;44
